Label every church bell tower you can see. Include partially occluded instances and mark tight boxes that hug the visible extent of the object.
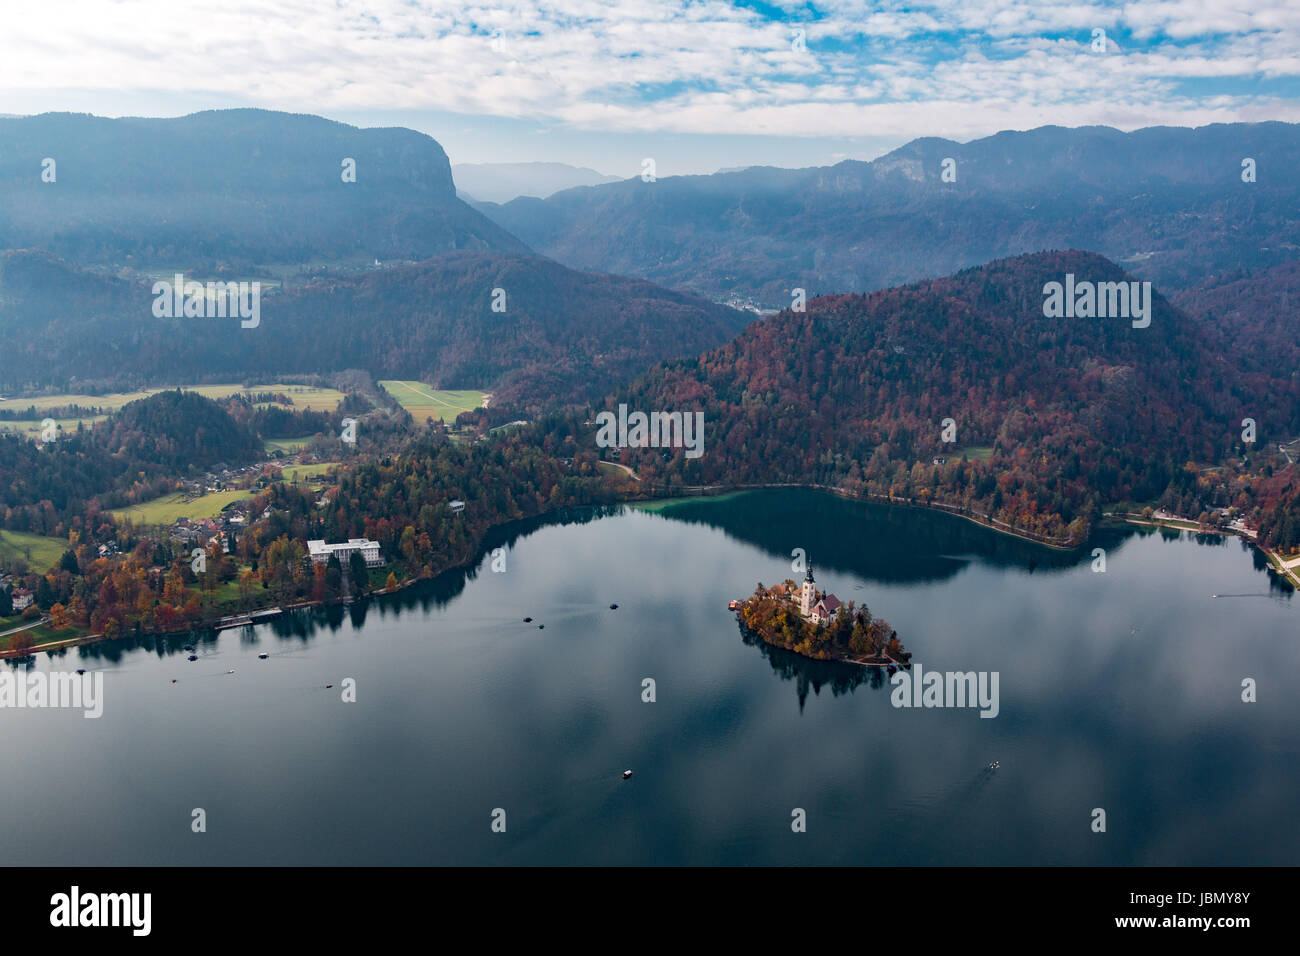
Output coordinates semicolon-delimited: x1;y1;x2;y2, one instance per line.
801;563;816;617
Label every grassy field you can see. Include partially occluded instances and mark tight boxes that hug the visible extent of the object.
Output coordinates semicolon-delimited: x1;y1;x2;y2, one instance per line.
0;416;108;438
108;464;337;526
0;530;67;571
380;381;487;423
108;489;254;525
0;383;345;419
277;463;335;484
956;446;995;461
263;437;313;455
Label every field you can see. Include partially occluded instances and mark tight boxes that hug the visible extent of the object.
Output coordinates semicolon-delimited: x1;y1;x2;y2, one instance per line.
0;416;107;438
263;437;313;455
380;381;487;423
107;464;336;526
278;463;336;484
0;530;67;571
108;490;255;525
0;383;346;437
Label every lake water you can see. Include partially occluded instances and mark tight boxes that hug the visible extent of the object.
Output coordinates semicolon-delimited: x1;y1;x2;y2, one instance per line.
3;489;1298;865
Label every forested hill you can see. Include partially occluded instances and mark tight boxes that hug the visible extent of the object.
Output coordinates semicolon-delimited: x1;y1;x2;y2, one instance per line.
0;109;526;269
0;249;747;409
479;122;1300;305
99;389;263;471
601;250;1295;542
0;391;262;535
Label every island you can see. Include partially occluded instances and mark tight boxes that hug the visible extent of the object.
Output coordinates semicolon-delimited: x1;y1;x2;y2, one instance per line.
733;564;909;666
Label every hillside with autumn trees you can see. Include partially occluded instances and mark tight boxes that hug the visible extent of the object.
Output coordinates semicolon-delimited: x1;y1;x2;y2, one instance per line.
1169;260;1300;382
0;248;746;408
600;250;1298;544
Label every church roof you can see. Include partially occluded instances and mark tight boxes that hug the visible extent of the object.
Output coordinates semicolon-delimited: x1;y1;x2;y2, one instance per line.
804;564;815;583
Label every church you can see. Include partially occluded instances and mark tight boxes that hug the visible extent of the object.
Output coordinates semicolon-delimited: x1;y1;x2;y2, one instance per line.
799;563;843;625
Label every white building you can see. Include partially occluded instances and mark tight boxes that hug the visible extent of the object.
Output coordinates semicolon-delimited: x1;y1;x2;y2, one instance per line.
799;564;843;625
307;538;383;567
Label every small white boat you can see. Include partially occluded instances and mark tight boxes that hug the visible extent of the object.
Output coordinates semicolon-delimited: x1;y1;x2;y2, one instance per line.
622;770;633;780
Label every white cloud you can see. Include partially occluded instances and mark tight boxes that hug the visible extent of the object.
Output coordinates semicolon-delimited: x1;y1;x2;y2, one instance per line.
0;0;1295;139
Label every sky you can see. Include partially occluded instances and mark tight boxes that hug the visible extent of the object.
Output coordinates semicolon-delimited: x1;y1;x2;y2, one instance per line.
1;0;1298;175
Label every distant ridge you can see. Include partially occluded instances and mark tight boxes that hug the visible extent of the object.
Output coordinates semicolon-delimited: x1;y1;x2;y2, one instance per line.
478;122;1300;306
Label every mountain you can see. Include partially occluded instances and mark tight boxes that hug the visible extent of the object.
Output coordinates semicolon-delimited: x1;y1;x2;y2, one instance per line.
0;249;747;410
599;250;1295;542
478;123;1300;306
453;162;622;203
0;110;527;270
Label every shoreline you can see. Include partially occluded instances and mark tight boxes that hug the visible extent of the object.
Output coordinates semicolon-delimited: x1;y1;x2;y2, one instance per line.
633;481;1081;551
9;487;1270;662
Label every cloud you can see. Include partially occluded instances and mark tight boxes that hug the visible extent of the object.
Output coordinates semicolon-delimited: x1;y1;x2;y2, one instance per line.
0;0;1296;139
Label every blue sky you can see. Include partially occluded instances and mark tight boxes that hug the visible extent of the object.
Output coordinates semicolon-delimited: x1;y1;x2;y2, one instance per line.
1;1;1297;174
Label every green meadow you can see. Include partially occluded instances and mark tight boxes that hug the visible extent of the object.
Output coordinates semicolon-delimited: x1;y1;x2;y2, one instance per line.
380;381;487;423
0;530;67;572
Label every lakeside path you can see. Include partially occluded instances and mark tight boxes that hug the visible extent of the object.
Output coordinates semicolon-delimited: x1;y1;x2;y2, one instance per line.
0;628;107;659
0;617;48;639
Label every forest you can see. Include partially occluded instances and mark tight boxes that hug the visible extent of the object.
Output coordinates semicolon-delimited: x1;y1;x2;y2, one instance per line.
601;249;1294;544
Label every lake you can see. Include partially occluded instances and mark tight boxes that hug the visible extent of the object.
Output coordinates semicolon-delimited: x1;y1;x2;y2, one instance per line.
3;488;1297;865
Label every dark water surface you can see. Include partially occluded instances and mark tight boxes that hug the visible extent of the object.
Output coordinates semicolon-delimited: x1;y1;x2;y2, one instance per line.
3;489;1297;865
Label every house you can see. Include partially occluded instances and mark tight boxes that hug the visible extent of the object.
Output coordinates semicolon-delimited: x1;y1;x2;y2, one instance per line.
11;588;33;612
307;538;383;567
